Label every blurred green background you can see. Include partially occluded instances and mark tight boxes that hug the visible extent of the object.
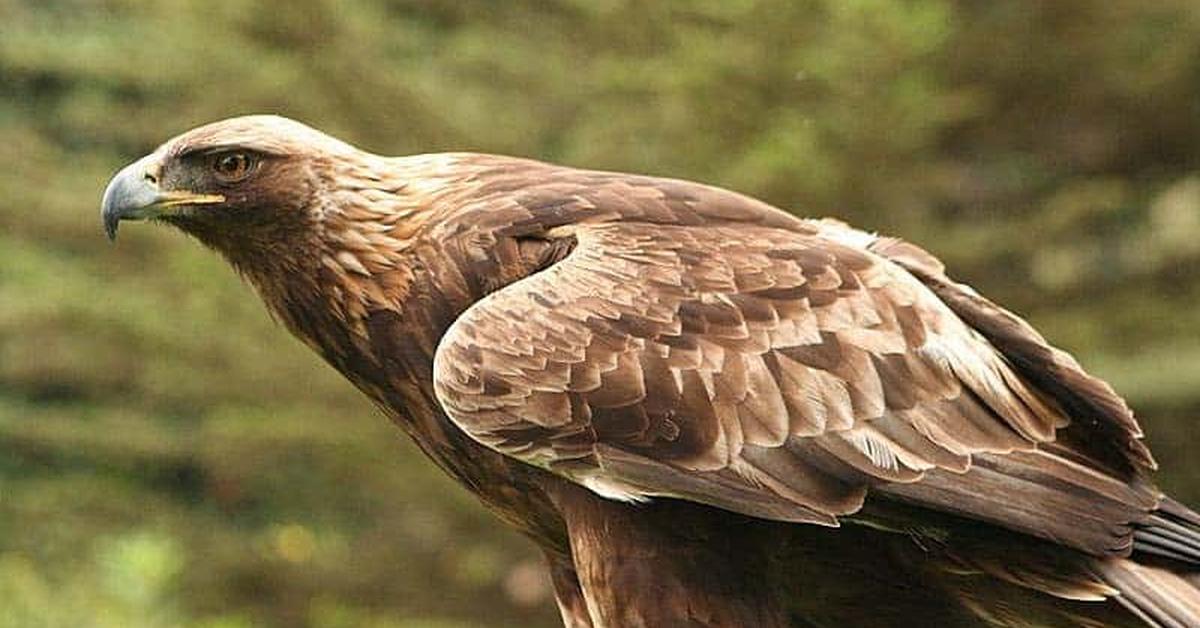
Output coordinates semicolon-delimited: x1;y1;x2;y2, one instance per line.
1;1;1198;626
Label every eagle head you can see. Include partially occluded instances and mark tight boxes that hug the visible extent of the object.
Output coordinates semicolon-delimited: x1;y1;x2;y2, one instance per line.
101;115;362;249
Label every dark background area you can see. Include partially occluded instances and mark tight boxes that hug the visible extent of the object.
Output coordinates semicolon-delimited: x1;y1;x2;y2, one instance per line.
1;1;1198;626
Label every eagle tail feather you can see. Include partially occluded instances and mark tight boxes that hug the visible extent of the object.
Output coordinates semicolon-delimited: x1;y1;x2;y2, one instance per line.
1134;498;1200;565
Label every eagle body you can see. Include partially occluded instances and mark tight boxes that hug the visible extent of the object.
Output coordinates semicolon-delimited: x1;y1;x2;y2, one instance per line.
102;116;1200;627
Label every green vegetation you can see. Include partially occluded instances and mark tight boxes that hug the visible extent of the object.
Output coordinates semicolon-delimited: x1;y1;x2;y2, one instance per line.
1;1;1197;626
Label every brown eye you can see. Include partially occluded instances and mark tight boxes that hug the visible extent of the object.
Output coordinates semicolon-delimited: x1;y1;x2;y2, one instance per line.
212;152;254;182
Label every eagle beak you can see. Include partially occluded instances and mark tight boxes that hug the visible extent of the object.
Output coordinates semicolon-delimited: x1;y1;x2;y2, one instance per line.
101;155;225;241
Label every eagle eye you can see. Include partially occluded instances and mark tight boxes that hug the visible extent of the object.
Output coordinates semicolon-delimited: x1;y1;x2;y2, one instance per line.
211;151;256;183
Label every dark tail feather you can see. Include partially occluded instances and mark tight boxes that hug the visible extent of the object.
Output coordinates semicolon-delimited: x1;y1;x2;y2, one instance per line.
1089;498;1200;627
1134;498;1200;565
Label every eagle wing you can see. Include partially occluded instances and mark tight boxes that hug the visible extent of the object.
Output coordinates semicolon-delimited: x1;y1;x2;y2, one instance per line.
430;174;1158;557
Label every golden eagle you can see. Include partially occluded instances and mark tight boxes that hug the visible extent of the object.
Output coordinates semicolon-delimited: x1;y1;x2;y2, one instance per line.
102;116;1200;627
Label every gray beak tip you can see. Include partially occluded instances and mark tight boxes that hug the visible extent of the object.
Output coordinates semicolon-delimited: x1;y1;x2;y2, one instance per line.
104;215;119;242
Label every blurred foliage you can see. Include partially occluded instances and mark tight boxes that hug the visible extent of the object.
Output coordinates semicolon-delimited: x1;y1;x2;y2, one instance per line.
0;0;1198;626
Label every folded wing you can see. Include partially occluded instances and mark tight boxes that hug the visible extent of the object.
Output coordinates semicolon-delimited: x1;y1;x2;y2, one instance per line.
433;214;1159;557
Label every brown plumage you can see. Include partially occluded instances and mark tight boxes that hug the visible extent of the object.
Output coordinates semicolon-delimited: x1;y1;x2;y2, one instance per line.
102;115;1200;627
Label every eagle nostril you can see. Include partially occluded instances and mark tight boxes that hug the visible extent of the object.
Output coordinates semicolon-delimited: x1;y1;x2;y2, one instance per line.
143;171;158;185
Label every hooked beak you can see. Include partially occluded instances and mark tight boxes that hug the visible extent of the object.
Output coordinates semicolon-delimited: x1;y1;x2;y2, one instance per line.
101;155;225;241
